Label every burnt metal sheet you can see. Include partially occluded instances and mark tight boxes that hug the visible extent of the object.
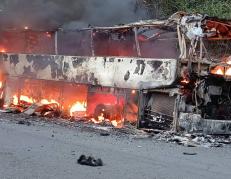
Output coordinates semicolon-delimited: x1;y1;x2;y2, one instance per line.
0;53;177;89
148;93;176;117
139;93;175;130
179;113;231;134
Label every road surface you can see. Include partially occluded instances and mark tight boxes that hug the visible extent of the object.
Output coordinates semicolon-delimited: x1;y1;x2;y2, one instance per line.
0;118;231;179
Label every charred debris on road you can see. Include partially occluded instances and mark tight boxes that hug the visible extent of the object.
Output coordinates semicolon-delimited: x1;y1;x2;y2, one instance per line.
0;12;231;146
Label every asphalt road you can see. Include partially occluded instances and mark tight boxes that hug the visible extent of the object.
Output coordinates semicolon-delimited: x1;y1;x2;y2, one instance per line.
0;119;231;179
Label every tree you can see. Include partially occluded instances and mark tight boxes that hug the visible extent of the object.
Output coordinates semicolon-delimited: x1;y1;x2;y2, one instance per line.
142;0;231;19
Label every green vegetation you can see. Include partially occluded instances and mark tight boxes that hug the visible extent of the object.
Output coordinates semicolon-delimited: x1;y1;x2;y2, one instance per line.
143;0;231;19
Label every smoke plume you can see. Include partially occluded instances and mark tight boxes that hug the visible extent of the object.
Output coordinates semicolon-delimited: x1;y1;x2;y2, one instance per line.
0;0;146;30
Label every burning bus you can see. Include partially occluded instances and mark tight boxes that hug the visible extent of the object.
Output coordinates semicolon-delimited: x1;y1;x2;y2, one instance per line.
0;12;231;133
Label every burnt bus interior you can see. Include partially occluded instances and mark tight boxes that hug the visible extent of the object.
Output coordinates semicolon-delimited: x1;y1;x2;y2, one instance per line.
180;38;231;120
138;13;231;132
0;23;179;128
0;26;178;58
139;42;231;131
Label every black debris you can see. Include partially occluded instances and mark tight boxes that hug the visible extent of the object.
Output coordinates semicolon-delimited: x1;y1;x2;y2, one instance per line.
17;120;31;126
77;155;103;167
183;152;197;155
100;132;110;136
152;131;231;148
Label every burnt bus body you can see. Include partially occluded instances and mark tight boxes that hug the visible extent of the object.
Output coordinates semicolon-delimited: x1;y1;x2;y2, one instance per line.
0;20;179;126
1;13;231;133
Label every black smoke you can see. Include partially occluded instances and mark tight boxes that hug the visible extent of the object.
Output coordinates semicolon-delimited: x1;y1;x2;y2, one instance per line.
0;0;147;30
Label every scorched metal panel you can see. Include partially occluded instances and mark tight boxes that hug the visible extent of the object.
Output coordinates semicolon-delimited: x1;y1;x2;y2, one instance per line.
0;53;177;89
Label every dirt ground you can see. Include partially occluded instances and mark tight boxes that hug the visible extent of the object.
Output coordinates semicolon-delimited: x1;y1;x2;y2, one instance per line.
0;113;231;179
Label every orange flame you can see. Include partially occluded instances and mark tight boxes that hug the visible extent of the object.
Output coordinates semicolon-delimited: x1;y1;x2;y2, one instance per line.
0;48;6;53
111;120;118;127
97;113;105;122
225;67;231;76
211;66;224;75
216;69;224;75
13;95;35;105
10;95;122;127
181;79;190;84
40;99;59;105
45;32;52;38
70;101;87;116
90;113;120;127
13;95;19;105
131;90;136;94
